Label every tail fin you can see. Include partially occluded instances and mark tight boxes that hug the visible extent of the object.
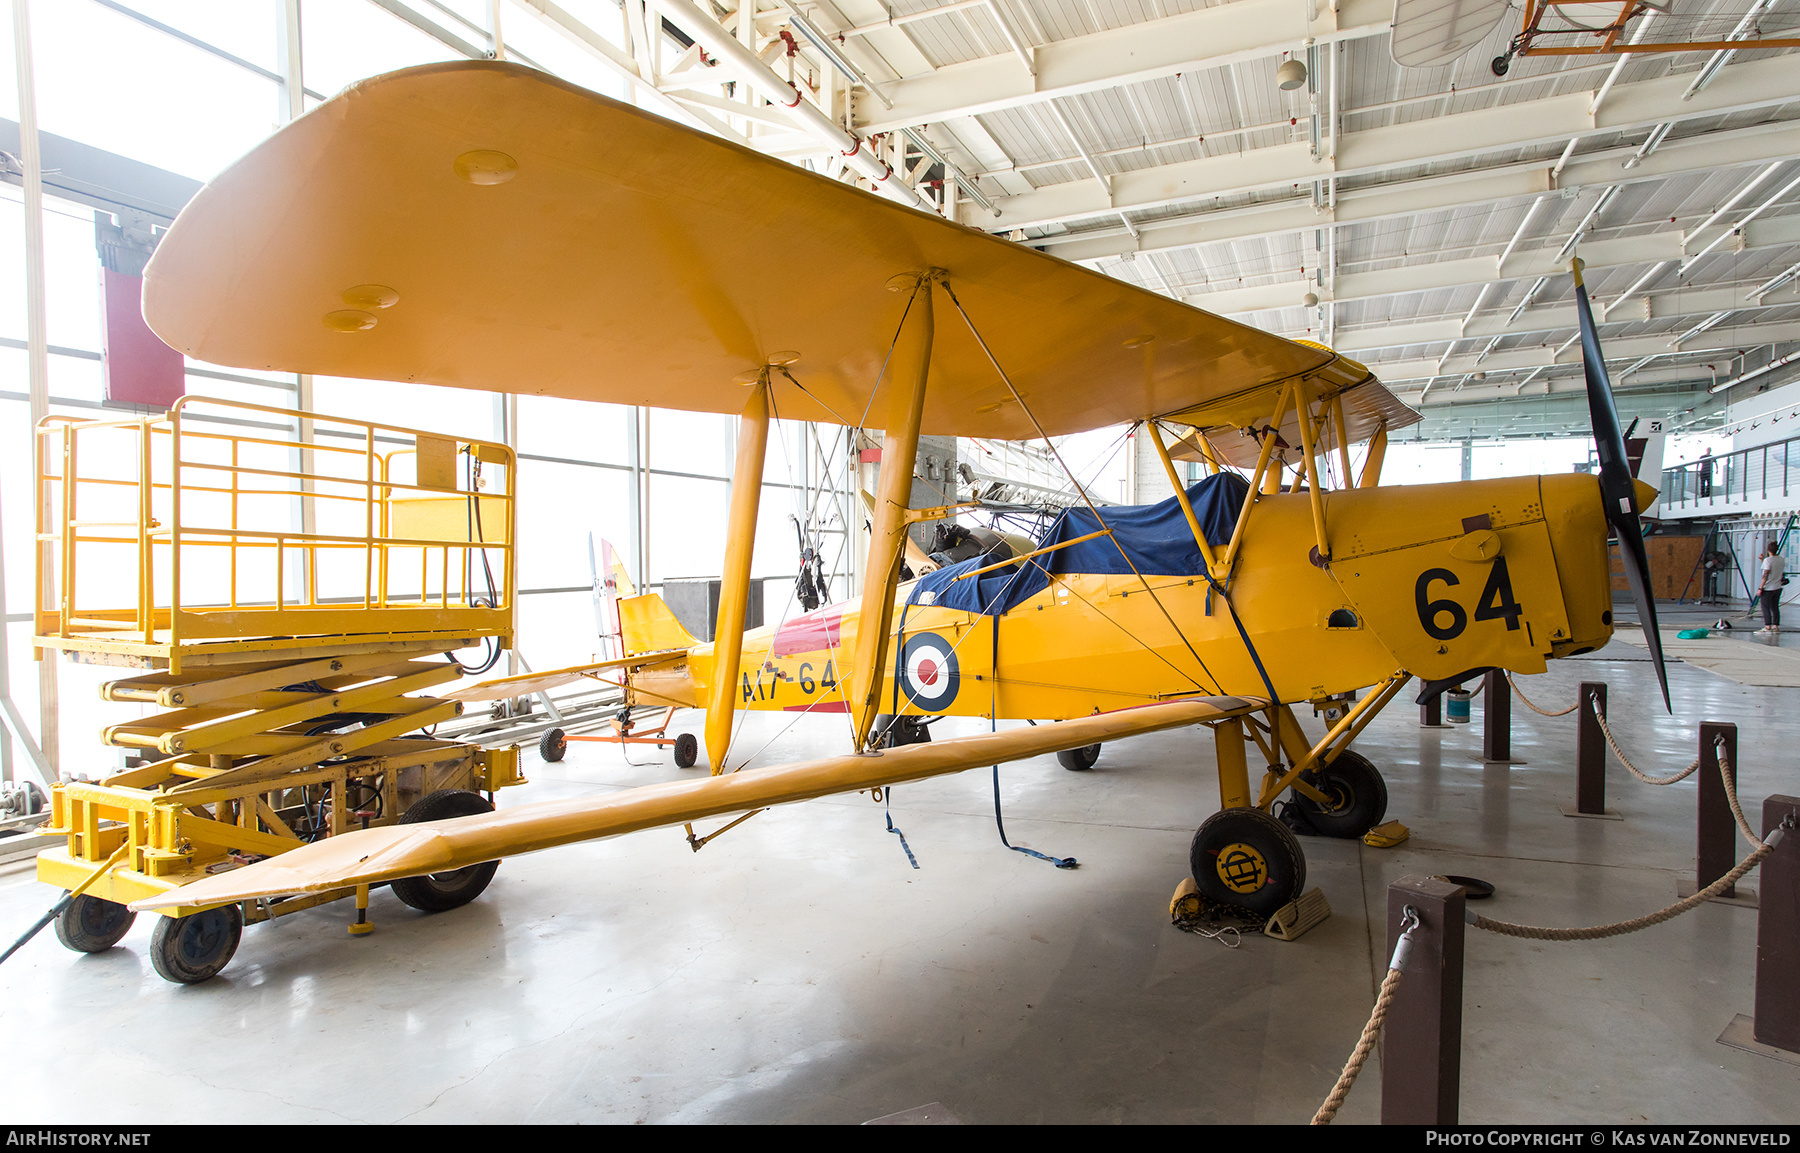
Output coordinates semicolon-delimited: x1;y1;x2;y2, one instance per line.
590;536;631;659
591;536;694;655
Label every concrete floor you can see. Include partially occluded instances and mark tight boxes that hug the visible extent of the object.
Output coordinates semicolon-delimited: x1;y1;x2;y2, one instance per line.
1;633;1797;1124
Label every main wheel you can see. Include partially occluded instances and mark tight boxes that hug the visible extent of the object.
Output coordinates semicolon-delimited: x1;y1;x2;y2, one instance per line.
1293;749;1388;839
149;904;243;984
1057;743;1101;771
538;727;567;763
871;714;931;747
54;893;136;953
1189;807;1306;918
673;732;699;768
390;789;500;912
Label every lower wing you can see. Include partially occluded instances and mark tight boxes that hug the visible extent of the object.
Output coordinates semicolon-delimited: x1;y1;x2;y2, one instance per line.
132;694;1260;912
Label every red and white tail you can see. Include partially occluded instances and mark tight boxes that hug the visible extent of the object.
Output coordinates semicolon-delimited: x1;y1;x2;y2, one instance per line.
591;535;628;660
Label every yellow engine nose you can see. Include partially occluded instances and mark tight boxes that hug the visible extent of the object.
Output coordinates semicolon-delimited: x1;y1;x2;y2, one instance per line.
1540;472;1615;656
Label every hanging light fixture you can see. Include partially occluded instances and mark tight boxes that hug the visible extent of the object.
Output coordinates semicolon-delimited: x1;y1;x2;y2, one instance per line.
1276;57;1308;91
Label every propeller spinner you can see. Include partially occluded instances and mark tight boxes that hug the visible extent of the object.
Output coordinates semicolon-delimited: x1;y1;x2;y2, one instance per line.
1572;258;1672;712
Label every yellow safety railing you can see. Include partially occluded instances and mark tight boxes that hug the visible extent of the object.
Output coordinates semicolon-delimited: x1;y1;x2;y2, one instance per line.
35;395;515;658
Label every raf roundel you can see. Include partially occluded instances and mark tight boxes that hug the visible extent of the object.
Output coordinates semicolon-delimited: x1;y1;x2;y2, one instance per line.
899;632;960;712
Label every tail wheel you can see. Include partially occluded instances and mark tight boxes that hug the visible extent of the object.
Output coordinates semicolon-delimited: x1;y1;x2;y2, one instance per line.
149;904;243;984
1293;749;1388;838
673;732;699;768
390;789;500;912
54;893;136;954
538;727;567;763
1057;743;1101;771
1189;807;1306;918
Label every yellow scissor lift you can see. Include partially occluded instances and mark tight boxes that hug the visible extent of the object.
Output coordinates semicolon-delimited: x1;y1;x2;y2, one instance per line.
31;396;526;982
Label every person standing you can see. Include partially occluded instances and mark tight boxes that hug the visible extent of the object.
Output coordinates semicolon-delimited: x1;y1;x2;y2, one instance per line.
1757;542;1787;634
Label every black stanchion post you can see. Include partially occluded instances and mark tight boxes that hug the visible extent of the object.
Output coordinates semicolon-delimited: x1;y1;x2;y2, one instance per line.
1381;876;1466;1125
1576;682;1607;815
1695;722;1740;899
1755;794;1800;1053
1420;677;1444;728
1483;670;1511;764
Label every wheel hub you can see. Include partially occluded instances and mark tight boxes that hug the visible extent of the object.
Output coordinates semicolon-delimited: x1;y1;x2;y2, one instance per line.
1214;842;1268;894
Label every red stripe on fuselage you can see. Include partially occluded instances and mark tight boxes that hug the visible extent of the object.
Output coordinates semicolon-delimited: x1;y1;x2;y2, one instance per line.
772;606;844;657
783;701;850;712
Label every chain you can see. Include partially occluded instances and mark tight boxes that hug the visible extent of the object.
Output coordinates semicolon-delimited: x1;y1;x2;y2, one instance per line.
1506;673;1580;717
1591;699;1702;785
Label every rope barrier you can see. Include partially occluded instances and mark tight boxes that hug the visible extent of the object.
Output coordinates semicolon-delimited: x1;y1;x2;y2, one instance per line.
1591;699;1702;785
1469;836;1778;941
1715;745;1764;850
1312;907;1420;1125
1306;696;1797;1122
1506;673;1581;717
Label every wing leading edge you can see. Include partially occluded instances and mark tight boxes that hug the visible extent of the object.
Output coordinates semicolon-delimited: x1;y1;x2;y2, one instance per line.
131;695;1260;911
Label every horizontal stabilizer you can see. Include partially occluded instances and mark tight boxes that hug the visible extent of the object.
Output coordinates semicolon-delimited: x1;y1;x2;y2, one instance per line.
443;651;685;702
132;695;1261;912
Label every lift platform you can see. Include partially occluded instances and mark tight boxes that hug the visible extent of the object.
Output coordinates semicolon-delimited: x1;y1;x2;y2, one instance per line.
30;396;527;981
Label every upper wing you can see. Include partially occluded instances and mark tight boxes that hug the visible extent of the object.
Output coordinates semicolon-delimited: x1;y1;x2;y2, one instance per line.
130;694;1259;911
145;60;1374;440
1165;347;1421;468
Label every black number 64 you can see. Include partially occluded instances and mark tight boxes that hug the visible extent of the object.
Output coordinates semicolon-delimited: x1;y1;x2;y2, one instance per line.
1415;559;1524;641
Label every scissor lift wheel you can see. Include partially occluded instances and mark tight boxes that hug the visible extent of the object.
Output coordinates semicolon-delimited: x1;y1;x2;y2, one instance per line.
54;894;137;953
150;904;244;984
390;789;500;912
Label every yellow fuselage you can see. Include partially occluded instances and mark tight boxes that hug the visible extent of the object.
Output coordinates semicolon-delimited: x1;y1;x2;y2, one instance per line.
631;473;1614;721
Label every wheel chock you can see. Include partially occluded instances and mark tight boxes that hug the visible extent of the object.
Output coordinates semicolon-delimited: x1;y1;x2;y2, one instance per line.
1169;876;1202;921
1362;820;1410;848
1263;887;1331;941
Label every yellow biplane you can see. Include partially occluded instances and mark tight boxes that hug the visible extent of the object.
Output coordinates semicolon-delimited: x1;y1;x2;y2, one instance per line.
94;61;1663;970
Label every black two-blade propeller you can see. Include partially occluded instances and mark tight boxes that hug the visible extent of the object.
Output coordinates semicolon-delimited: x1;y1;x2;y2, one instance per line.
1572;257;1672;712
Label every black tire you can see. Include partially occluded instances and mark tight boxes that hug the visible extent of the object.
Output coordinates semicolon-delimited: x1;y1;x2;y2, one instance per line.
390;789;499;912
673;732;699;768
1491;54;1510;76
1292;749;1388;839
53;893;136;953
538;727;567;763
1189;807;1306;918
149;904;243;984
1057;743;1101;771
871;714;930;748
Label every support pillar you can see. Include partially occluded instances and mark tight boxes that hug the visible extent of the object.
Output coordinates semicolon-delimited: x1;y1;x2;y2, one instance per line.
1482;670;1511;764
702;376;771;775
848;276;934;750
1419;691;1443;728
1381;875;1466;1125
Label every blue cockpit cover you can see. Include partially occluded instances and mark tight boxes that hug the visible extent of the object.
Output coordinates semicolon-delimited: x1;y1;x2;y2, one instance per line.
906;472;1250;617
